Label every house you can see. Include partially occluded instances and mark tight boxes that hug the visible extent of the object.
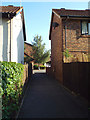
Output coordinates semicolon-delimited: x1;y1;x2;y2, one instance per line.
49;8;90;83
24;41;34;63
24;42;33;58
0;5;26;64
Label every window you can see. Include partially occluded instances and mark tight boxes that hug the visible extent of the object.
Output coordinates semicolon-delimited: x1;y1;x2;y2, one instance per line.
81;21;90;35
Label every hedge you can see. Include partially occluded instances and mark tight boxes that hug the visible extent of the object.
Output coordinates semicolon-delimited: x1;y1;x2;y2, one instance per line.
40;65;45;69
33;65;46;70
0;61;24;119
33;65;38;69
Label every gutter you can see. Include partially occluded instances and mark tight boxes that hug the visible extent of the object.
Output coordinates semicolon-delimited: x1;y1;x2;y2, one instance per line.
60;15;90;18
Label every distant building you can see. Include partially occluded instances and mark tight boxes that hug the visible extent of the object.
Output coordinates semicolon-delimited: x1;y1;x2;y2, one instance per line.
24;42;34;63
24;42;33;58
0;5;26;63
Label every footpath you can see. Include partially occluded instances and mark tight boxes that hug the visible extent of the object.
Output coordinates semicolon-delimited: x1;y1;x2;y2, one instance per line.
18;72;88;118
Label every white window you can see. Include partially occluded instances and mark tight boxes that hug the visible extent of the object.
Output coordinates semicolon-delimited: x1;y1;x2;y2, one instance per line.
81;21;88;34
81;21;90;35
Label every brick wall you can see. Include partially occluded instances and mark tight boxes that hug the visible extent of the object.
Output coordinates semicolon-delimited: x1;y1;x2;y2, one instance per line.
62;19;88;57
24;42;32;57
51;13;63;83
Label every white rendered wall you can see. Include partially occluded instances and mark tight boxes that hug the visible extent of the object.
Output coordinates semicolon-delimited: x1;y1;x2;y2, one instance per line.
12;12;24;64
0;18;9;62
0;18;3;61
0;12;24;64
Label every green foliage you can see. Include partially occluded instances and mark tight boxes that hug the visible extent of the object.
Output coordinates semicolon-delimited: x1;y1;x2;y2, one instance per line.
31;35;50;64
40;65;45;69
0;61;24;119
33;65;39;69
63;49;71;58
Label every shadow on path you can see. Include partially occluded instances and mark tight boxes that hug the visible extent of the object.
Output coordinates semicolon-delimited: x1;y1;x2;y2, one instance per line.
18;73;88;118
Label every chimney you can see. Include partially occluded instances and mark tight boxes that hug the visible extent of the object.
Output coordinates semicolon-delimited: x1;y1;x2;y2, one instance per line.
61;8;65;10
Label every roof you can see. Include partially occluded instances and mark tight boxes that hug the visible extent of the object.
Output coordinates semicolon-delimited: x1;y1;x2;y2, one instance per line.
0;5;23;18
24;52;34;62
0;5;26;41
53;8;90;18
49;8;90;40
24;42;33;47
0;5;22;13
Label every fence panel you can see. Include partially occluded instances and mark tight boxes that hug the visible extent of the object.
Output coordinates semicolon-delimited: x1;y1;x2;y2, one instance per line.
63;62;89;100
23;64;28;85
63;63;72;90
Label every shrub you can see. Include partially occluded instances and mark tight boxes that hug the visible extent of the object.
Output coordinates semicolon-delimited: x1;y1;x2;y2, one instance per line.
33;65;38;69
0;61;24;119
40;65;45;69
63;49;71;58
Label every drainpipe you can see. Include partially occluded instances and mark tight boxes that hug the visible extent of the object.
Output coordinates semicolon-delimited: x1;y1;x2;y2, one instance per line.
8;13;11;62
65;23;67;49
65;16;69;49
10;19;11;62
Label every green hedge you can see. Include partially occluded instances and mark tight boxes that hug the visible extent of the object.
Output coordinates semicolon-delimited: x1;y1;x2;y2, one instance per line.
33;65;46;70
33;65;38;69
40;65;45;69
0;61;24;119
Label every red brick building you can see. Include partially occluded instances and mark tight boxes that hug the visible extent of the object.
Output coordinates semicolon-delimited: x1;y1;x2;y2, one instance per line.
24;42;34;63
49;8;90;83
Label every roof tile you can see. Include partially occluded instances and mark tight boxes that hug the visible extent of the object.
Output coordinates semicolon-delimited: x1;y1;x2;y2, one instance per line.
53;9;90;17
0;6;22;13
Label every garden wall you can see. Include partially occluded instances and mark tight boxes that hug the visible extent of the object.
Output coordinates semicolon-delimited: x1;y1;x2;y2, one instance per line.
23;64;28;85
23;63;32;85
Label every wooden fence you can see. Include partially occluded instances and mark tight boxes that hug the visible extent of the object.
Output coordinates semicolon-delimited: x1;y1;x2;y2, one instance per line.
63;62;89;99
22;64;28;85
22;63;32;85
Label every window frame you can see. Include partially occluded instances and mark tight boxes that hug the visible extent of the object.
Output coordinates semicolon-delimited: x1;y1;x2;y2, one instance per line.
81;21;88;35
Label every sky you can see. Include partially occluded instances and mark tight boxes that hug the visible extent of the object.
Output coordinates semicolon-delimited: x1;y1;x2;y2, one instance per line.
1;1;90;50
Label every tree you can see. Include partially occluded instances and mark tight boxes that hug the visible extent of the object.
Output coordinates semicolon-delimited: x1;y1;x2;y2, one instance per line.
31;35;50;65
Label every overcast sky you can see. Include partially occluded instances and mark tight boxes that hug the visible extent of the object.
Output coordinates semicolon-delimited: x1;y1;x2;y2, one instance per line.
2;1;90;50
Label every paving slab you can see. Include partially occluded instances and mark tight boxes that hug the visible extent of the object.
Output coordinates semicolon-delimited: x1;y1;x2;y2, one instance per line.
18;73;88;118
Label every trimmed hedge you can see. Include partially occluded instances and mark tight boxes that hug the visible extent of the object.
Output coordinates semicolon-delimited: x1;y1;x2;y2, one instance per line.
40;65;45;69
33;65;46;70
33;65;38;70
0;61;24;119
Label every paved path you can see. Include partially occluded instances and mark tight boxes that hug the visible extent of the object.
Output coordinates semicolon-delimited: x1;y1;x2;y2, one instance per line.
18;73;88;118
